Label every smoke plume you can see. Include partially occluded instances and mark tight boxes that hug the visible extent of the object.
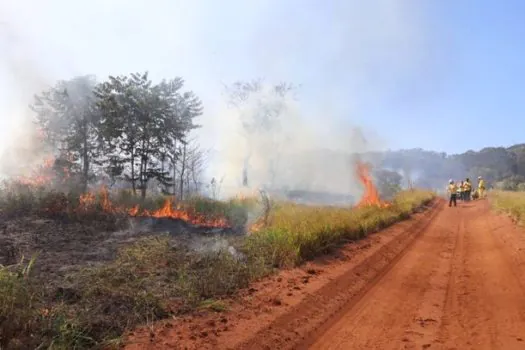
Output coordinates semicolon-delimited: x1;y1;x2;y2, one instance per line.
0;21;53;178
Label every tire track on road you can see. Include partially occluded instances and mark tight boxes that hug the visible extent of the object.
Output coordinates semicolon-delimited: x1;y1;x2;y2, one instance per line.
301;200;459;350
232;200;444;350
438;201;525;350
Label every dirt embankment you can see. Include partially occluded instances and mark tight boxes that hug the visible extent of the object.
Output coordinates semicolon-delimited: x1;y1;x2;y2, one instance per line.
126;199;525;350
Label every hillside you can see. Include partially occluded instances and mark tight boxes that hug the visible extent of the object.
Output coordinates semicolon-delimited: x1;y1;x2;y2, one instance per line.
358;144;525;191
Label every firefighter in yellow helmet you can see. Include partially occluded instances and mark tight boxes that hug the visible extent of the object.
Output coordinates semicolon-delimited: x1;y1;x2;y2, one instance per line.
478;176;486;199
447;179;457;207
463;178;472;201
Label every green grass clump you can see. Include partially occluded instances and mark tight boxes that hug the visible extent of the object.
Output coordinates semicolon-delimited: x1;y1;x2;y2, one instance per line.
0;257;37;349
490;190;525;224
245;190;435;267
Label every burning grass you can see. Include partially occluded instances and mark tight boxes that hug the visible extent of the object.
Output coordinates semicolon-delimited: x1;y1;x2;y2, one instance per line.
0;181;248;230
0;179;435;348
489;190;525;224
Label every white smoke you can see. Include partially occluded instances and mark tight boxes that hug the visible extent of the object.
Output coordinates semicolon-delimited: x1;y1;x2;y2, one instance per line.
208;83;375;200
0;21;54;177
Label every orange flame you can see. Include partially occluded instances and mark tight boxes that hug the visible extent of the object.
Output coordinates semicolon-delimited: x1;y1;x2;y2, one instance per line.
248;220;265;233
143;198;230;228
78;188;230;228
16;153;230;228
128;205;139;216
16;156;55;186
355;160;390;208
79;192;96;209
16;154;75;187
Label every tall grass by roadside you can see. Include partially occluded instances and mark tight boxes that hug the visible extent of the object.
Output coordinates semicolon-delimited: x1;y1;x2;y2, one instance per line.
490;190;525;224
0;188;435;349
247;189;436;267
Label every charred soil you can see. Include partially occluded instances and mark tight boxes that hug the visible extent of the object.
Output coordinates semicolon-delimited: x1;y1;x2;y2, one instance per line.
0;209;243;349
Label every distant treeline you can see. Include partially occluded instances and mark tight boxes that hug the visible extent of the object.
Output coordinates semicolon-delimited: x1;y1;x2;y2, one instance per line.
362;145;525;191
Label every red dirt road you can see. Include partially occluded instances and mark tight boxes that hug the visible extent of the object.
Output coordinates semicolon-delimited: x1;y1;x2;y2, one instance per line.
125;199;525;350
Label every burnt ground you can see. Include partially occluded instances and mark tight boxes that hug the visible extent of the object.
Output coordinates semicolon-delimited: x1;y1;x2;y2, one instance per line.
0;213;249;348
0;215;240;286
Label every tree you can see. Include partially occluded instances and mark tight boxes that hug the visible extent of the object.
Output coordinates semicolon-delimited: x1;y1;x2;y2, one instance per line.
186;141;207;194
172;138;207;199
223;79;296;188
94;72;202;198
31;75;100;191
374;169;402;200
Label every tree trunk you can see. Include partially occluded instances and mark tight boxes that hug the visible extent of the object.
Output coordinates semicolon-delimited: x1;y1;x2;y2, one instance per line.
185;172;191;198
140;154;148;199
179;144;187;201
160;154;168;194
82;134;89;193
130;149;136;196
172;140;178;196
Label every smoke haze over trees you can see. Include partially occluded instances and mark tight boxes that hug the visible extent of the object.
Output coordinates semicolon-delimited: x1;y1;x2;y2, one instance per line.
31;72;203;199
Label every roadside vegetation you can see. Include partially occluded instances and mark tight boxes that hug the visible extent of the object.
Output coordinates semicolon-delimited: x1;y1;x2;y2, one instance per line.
0;184;434;349
490;190;525;224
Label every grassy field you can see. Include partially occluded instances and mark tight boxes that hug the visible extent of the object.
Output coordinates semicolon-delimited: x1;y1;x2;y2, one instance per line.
490;190;525;224
0;184;435;349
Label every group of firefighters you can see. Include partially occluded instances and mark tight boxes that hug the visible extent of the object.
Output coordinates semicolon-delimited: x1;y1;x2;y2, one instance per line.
447;176;486;207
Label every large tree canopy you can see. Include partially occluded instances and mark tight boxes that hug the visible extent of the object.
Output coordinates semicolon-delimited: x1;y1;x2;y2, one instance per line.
31;72;203;198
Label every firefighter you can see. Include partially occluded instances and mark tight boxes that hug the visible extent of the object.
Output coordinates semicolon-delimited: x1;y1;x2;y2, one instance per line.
458;181;464;200
447;179;457;207
464;178;472;201
478;176;486;199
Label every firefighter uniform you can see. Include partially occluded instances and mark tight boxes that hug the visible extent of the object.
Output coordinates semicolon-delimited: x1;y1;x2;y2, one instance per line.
478;177;486;199
458;181;464;200
464;179;472;201
448;180;457;207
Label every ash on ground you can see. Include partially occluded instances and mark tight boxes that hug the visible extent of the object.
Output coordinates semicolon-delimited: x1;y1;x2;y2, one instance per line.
125;216;246;260
0;215;246;286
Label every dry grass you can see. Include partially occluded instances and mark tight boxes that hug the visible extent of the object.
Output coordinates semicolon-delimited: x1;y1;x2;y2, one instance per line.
490;190;525;224
246;189;435;267
0;187;435;349
0;257;37;349
0;182;250;230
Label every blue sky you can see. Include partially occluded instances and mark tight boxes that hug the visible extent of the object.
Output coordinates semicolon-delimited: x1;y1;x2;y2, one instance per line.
1;0;525;156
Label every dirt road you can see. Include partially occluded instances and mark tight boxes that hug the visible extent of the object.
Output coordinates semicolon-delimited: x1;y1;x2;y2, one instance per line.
126;199;525;350
300;199;525;350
